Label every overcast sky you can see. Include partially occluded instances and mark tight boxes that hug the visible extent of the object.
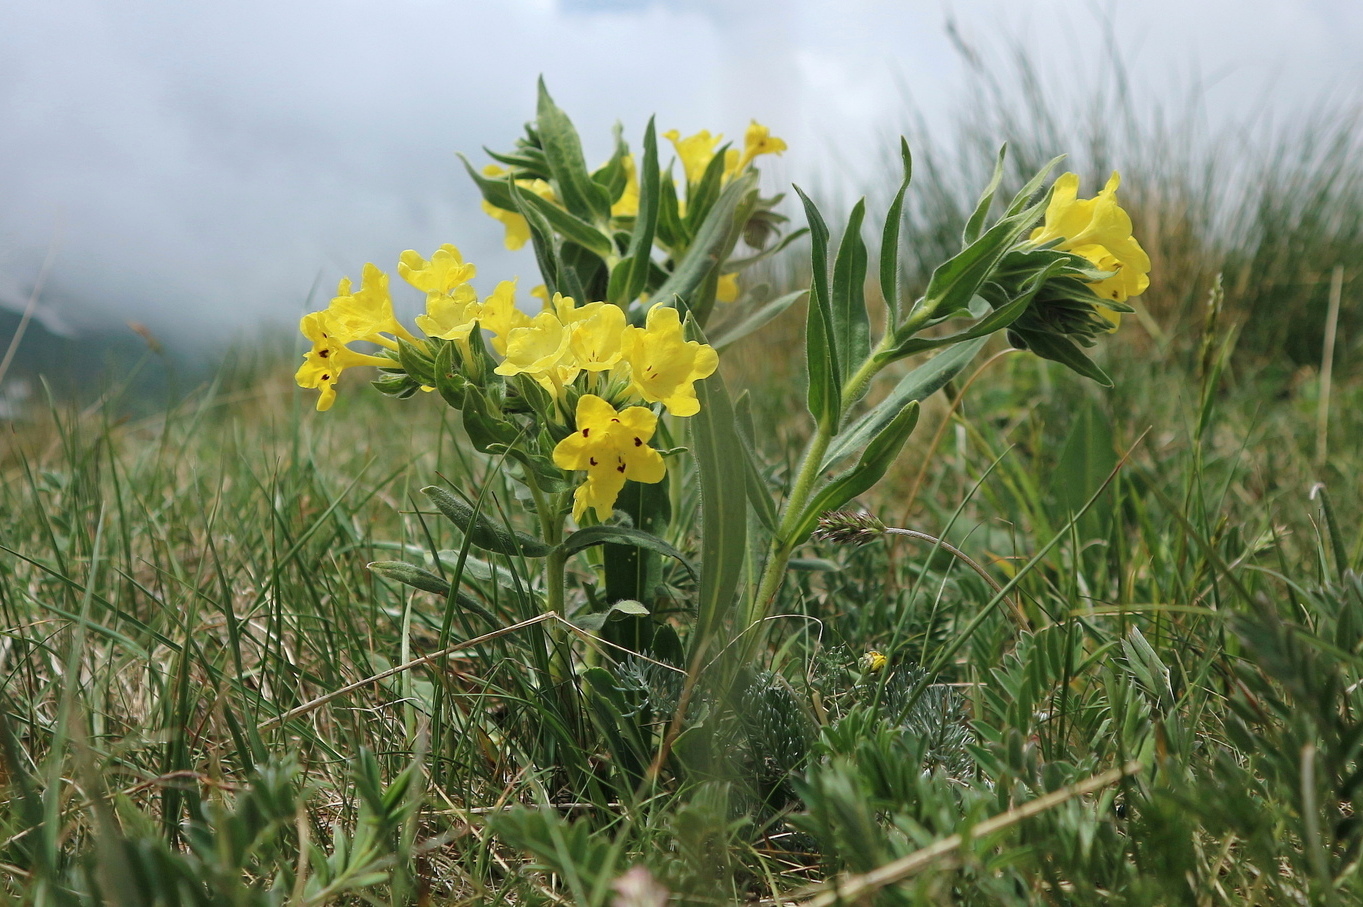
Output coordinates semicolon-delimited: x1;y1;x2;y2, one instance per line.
2;0;1360;344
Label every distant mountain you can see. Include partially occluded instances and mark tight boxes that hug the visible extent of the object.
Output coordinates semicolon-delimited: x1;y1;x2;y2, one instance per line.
0;306;195;416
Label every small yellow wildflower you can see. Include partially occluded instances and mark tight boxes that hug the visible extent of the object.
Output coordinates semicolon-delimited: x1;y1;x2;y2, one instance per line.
859;650;887;673
295;311;393;411
493;310;580;394
662;129;724;185
1029;172;1151;325
325;263;418;349
568;302;627;372
552;394;666;521
727;121;787;177
621;304;719;417
414;284;481;342
478;280;531;356
398;244;476;294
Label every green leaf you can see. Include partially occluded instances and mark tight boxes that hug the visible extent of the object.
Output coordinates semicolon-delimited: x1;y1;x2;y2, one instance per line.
707;289;808;349
790;400;921;544
689;352;750;660
906;186;1051;326
422;485;552;557
558;524;697;580
831;198;871;389
821;336;986;471
655;167;686;249
734;391;780;533
432;341;468;409
536;79;610;222
684;140;731;231
1004;154;1065;217
367;561;449;596
1046;398;1116;542
879;137;912;332
963;145;1007;245
572;600;651;633
1016;330;1113;386
395;339;435;387
607;117;661;306
649;171;758;323
794;185;842;432
513;185;614;259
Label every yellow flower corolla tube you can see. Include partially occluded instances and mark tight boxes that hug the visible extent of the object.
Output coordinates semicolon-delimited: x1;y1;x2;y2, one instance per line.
568;302;627;372
553;394;666;521
326;263;418;349
662;129;724;185
295;312;393;411
611;154;640;218
398;244;476;293
480;165;557;250
1029;172;1151;321
859;651;887;673
478;280;531;356
716;272;739;303
414;284;481;342
621;304;720;417
493;310;580;394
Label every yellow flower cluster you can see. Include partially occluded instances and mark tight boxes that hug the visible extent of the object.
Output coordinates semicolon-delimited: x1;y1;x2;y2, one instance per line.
1029;172;1151;327
480;120;786;253
297;245;720;521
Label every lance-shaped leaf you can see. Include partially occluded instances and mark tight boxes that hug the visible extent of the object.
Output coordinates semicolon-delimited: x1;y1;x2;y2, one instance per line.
832;198;871;389
734;390;780;533
422;485;552;558
902;186;1052;327
1013;330;1113;387
367;561;451;596
879;138;912;333
788;400;921;545
460;153;611;257
536;79;611;222
683;141;731;231
689;349;749;658
649;171;759;322
572;600;651;634
821;336;987;471
794;186;842;432
607;117;661;306
885;256;1070;360
432;341;468;409
963;145;1007;246
708;289;807;350
396;338;436;388
557;525;697;580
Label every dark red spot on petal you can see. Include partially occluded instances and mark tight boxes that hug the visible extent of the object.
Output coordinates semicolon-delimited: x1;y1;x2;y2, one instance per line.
319;349;330;357
634;437;642;446
321;373;331;380
616;464;626;473
589;457;598;466
582;428;590;437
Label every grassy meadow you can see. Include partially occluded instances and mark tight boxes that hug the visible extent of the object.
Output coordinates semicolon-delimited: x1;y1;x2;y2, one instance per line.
4;66;1363;905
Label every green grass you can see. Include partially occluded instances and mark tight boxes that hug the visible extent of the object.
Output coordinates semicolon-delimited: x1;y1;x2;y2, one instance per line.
5;56;1363;904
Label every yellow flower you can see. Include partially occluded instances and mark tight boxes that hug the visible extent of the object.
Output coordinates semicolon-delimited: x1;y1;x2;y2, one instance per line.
552;394;666;521
859;650;887;673
568;302;627;372
716;272;739;303
493;310;580;394
662;129;724;185
325;263;418;349
621;304;719;417
1029;172;1151;323
398;244;476;294
414;284;481;342
295;311;393;411
611;154;640;218
478;280;531;356
481;165;557;251
728;121;787;177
